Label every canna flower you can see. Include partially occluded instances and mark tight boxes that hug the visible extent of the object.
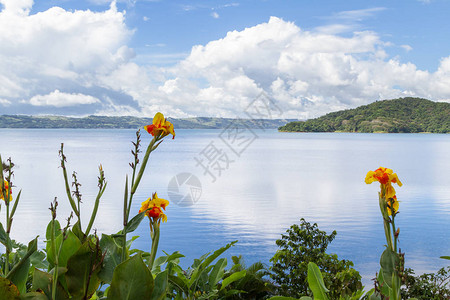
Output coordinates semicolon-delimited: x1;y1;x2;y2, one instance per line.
365;167;402;199
139;192;169;222
144;112;175;139
387;195;399;216
1;180;12;202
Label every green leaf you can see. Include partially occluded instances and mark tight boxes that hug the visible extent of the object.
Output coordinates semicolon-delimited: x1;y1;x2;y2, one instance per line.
0;277;20;300
72;220;85;241
31;269;69;300
46;230;82;269
98;234;122;284
267;297;303;300
209;258;227;288
124;211;146;234
45;220;61;241
188;241;237;289
19;292;49;300
0;222;13;249
440;256;450;260
65;240;103;300
107;254;154;300
150;269;168;300
379;249;400;288
220;270;246;291
168;274;189;296
7;237;38;294
307;262;329;300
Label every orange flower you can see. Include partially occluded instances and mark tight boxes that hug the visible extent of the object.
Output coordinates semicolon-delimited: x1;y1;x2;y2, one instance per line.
365;167;402;199
144;112;175;139
139;192;169;222
1;180;12;202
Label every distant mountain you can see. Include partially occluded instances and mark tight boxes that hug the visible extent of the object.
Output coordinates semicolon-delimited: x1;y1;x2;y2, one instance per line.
0;115;297;129
279;98;449;133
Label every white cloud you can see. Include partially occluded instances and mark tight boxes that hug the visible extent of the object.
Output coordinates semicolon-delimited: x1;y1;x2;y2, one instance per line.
211;11;219;19
0;1;137;113
330;7;386;21
0;0;33;15
0;98;11;105
1;3;449;119
401;44;413;52
129;16;450;118
28;90;100;107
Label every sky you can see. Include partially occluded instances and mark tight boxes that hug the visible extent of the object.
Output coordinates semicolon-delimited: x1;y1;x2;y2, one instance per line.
1;0;450;119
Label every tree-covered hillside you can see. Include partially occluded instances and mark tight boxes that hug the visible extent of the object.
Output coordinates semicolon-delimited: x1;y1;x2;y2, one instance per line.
279;98;449;133
0;115;295;129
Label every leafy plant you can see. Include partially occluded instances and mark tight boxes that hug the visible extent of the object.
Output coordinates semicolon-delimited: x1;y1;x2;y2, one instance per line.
270;218;362;299
401;267;450;300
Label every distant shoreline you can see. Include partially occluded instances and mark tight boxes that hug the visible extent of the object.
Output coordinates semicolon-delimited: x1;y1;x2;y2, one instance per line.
0;115;298;129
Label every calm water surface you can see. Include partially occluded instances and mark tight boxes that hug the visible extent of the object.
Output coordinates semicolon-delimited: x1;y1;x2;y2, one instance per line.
1;129;449;285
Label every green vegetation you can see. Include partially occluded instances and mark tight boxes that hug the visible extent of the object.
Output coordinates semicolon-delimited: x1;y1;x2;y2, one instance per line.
279;98;449;133
0;115;294;129
270;219;362;299
1;116;448;299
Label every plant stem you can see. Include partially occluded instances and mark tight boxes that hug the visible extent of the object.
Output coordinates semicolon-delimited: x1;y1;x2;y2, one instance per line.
51;218;58;300
148;220;160;270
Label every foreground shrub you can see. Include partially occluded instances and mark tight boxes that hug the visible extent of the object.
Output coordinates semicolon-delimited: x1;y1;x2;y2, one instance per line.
401;267;450;300
270;218;362;299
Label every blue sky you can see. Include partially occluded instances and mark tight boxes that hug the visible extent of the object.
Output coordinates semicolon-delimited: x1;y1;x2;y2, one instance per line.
1;0;450;118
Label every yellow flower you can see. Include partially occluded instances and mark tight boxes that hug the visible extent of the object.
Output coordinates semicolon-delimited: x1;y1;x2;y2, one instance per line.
144;112;175;139
1;180;12;202
387;195;399;216
365;167;402;199
139;192;169;222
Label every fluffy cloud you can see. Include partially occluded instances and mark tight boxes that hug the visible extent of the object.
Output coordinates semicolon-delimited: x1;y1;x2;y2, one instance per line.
28;90;100;107
1;2;449;118
0;0;137;113
136;16;449;118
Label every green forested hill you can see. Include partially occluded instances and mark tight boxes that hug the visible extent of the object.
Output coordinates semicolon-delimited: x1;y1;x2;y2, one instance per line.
0;115;295;129
279;98;449;133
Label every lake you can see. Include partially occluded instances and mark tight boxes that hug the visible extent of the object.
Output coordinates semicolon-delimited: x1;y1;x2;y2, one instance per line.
1;128;449;286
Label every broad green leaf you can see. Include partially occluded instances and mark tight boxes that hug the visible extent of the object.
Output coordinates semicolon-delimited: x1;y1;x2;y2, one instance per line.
188;241;237;289
168;274;189;296
46;230;82;269
209;258;227;288
369;294;381;300
31;269;68;300
376;271;390;297
65;240;103;300
19;292;49;300
0;277;20;300
124;211;146;234
151;251;184;274
7;237;38;294
267;297;302;300
220;270;246;291
30;251;48;269
307;262;329;300
72;220;85;241
150;269;168;300
108;254;154;300
98;234;122;284
379;249;400;288
45;220;61;241
0;222;13;249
